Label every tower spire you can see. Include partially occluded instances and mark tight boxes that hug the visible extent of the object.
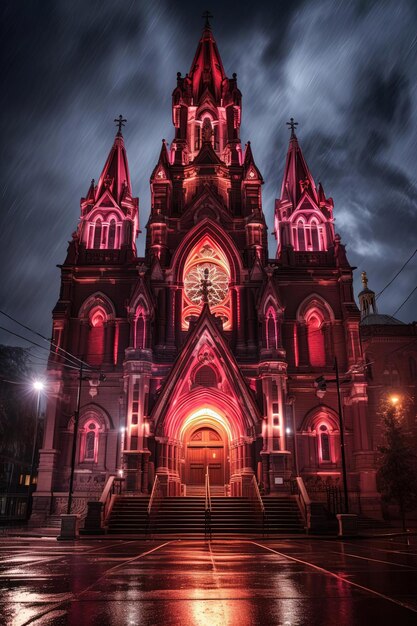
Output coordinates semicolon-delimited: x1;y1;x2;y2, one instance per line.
280;118;317;207
95;117;132;204
358;271;378;319
188;14;226;103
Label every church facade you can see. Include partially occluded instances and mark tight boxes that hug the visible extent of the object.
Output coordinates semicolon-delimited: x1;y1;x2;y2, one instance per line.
33;21;388;523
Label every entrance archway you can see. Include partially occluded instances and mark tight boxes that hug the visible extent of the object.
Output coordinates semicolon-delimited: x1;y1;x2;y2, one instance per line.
185;426;226;485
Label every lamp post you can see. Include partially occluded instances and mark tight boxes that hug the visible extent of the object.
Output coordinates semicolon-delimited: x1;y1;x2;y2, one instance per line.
315;356;349;514
67;364;105;515
28;380;44;518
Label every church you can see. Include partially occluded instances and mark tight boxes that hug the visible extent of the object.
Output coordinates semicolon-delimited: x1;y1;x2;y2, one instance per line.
32;18;416;527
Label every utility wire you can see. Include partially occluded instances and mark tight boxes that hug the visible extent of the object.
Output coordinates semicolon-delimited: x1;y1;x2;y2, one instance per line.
376;247;417;300
391;285;417;318
0;309;92;370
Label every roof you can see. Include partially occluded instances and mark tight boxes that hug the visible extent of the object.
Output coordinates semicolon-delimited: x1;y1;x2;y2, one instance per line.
360;313;405;326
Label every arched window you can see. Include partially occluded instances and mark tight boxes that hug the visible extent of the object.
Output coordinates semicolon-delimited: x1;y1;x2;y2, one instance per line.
310;221;320;251
182;238;232;330
319;424;331;462
194;124;201;151
93;219;102;249
135;309;146;349
297;220;306;251
87;308;106;366
266;307;279;350
306;310;325;367
108;219;116;248
79;418;101;464
194;365;217;387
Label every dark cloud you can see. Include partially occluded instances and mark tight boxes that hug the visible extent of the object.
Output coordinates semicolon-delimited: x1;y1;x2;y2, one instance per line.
0;0;416;354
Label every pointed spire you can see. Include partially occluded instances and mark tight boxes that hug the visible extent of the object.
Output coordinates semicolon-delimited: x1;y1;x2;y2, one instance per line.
86;178;95;202
317;181;326;204
96;117;132;204
243;141;263;181
280;118;317;208
189;15;226;103
151;139;171;180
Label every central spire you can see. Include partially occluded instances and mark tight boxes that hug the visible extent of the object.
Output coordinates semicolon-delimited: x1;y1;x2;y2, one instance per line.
189;13;226;103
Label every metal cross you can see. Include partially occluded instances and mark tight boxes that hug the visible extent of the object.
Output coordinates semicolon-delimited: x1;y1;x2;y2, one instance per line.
114;115;127;134
202;10;213;28
286;117;298;138
200;267;212;305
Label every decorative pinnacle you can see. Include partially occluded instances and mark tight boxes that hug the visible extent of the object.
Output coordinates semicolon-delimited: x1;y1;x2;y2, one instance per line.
114;114;127;135
286;117;298;139
361;271;368;288
202;10;213;29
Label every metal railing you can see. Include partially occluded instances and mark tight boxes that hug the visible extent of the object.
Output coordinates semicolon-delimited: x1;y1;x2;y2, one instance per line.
248;475;268;537
204;467;212;540
100;475;123;525
291;477;312;531
147;475;164;536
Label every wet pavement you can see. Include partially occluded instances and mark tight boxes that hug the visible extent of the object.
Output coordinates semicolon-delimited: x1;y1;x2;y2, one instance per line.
0;536;416;625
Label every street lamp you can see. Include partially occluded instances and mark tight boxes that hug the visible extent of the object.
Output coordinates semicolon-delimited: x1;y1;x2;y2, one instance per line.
390;395;400;406
67;365;105;515
28;380;44;518
314;357;350;514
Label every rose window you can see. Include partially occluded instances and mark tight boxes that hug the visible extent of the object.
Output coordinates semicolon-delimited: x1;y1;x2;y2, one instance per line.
184;262;229;307
182;240;232;330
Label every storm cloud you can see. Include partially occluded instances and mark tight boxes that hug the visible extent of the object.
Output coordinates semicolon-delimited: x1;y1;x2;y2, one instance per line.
1;0;416;358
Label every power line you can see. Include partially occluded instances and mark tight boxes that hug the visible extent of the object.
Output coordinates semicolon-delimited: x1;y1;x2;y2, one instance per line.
0;325;93;372
0;309;92;371
391;285;417;318
376;247;417;300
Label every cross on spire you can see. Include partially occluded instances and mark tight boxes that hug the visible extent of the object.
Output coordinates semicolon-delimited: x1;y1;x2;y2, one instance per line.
114;114;127;135
202;10;213;29
286;117;298;139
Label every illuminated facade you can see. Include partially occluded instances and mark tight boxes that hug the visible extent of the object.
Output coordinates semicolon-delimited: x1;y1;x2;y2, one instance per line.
33;20;386;522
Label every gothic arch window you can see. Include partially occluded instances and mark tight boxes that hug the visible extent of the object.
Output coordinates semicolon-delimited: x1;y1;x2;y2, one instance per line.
310;219;320;251
182;238;232;330
87;307;106;366
194;123;201;151
108;219;116;248
134;305;148;350
93;219;102;249
265;306;279;350
293;217;326;252
78;412;108;465
306;309;325;367
297;296;334;368
194;364;218;388
297;219;306;251
319;423;331;462
301;410;338;466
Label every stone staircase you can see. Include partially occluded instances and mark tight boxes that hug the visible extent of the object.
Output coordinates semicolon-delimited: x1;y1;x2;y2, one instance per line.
107;495;304;535
107;496;149;534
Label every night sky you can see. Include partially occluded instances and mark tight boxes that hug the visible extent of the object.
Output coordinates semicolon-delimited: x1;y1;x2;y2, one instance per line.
1;0;416;359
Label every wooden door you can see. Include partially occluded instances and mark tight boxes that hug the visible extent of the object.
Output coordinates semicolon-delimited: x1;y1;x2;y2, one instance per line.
186;427;225;485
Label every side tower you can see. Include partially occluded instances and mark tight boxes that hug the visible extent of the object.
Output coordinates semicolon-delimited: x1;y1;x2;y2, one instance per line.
270;121;377;511
32;121;140;524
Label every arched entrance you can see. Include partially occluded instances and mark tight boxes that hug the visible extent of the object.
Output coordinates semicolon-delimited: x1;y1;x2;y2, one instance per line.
185;426;227;485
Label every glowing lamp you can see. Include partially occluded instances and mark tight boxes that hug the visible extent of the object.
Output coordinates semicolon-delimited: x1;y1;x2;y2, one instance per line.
286;427;291;435
33;381;44;392
390;396;400;405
